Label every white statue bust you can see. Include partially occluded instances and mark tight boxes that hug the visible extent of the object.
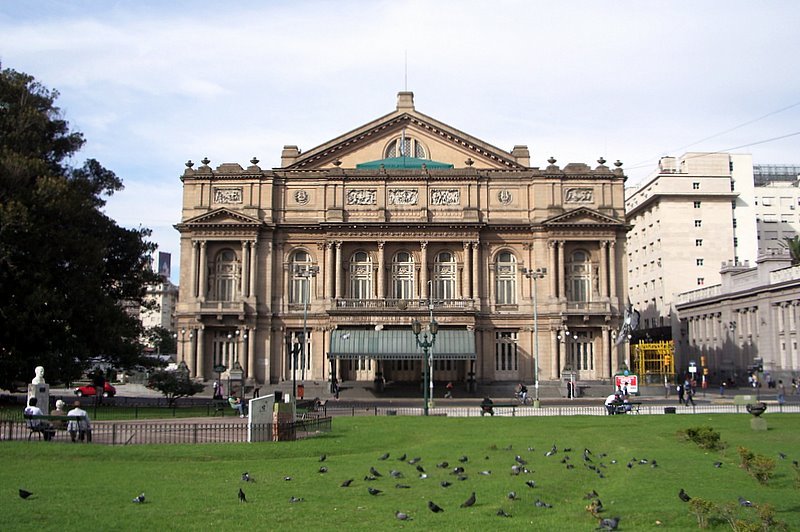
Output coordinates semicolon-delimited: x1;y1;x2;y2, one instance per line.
32;366;46;385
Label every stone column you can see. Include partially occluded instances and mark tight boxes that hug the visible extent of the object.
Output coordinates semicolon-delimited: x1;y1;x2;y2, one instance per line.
599;241;608;298
249;240;257;299
462;242;470;299
247;327;256;381
264;241;273;312
191;241;199;298
609;241;617;299
197;327;206;380
241;241;249;297
471;242;479;301
199;241;208;301
186;329;196;377
548;241;557;297
420;241;429;300
557;241;565;300
601;327;610;378
377;241;385;299
335;241;342;299
325;242;334;299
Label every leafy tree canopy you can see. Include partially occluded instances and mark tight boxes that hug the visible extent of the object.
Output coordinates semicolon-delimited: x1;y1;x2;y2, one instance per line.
147;369;204;407
0;65;161;390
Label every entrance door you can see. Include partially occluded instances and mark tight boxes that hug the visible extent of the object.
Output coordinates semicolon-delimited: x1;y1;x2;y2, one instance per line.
385;359;420;382
342;357;374;381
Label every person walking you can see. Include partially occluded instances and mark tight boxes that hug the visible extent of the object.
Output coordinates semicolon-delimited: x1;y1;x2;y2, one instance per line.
677;383;685;405
777;380;786;405
685;384;696;407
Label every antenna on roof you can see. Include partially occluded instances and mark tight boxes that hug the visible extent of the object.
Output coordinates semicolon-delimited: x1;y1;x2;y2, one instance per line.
404;49;408;91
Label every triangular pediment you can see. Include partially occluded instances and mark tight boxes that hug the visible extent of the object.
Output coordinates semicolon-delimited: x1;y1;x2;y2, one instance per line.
181;208;263;227
543;207;624;227
284;94;526;171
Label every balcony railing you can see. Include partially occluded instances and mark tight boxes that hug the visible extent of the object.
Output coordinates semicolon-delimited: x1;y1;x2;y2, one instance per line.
331;298;476;311
197;300;246;314
562;301;612;313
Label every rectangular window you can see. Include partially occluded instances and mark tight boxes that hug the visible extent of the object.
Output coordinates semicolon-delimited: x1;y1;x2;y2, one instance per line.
495;331;519;374
695;239;703;247
733;219;737;228
733;237;738;247
762;197;773;206
696;258;704;266
692;182;700;190
693;201;701;208
697;278;704;286
694;220;702;227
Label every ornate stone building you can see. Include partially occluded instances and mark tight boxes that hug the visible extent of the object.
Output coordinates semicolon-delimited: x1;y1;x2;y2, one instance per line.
174;92;629;389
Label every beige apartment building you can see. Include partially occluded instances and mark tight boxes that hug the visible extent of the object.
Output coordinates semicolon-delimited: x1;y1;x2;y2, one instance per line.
625;153;758;337
173;92;629;389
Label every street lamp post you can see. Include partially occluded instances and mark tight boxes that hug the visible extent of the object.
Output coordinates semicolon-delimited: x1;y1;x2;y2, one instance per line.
412;318;439;416
558;328;576;400
522;267;546;407
295;264;319;396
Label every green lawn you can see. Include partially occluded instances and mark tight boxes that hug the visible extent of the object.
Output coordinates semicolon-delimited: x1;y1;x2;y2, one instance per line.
3;414;799;531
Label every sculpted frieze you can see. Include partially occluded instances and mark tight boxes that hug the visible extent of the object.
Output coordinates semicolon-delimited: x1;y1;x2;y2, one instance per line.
564;187;593;203
347;189;377;205
213;187;243;204
388;189;419;205
430;189;460;206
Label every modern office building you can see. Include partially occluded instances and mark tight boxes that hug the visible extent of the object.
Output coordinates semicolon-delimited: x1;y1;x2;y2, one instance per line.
752;164;800;255
174;92;629;389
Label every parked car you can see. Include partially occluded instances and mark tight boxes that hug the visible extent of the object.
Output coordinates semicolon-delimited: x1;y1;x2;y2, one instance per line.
74;382;116;398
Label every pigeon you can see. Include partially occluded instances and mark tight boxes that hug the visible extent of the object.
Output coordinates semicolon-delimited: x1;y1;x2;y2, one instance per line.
340;479;353;487
507;491;518;500
19;489;33;500
428;500;445;513
238;488;247;503
456;474;468;481
584;490;599;500
397;453;407;461
515;455;527;465
713;462;723;468
639;459;648;465
440;481;452;488
778;452;787;460
678;488;691;502
132;492;146;503
395;511;411;521
597;517;620;530
378;453;390;460
369;466;382;477
460;492;476;508
390;470;403;478
626;462;633;469
241;472;252;482
289;496;305;503
479;470;492;475
418;473;428;479
564;447;573;453
416;465;425;474
364;475;377;481
496;508;511;517
545;450;556;457
283;476;292;481
395;483;411;489
566;464;575;470
319;454;327;462
459;455;469;463
452;466;465;474
738;496;753;507
436;461;449;469
586;499;604;516
525;480;536;488
511;465;521;475
367;487;382;496
650;460;658;468
319;466;328;473
408;457;421;464
534;499;552;508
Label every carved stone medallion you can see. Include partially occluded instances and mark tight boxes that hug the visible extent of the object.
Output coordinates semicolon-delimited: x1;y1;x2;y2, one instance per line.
294;190;309;205
498;189;512;205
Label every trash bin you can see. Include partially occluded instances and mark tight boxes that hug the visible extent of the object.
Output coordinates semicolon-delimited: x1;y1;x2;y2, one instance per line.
297;384;305;400
386;410;397;416
664;406;676;414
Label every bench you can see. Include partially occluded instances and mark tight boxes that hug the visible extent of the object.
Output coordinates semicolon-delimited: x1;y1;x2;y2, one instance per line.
480;403;518;416
612;402;643;415
24;414;88;441
211;399;228;416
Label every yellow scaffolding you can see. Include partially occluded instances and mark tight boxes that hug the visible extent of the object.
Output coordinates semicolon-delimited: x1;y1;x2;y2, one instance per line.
631;341;675;383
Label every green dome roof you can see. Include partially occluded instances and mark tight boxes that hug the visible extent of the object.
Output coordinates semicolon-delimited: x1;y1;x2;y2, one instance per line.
356;156;454;169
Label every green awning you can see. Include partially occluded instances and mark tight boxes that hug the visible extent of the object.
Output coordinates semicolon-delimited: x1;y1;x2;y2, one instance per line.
328;329;475;360
355;157;454;169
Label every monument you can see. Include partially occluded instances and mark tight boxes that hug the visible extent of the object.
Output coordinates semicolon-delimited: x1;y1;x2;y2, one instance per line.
28;365;50;412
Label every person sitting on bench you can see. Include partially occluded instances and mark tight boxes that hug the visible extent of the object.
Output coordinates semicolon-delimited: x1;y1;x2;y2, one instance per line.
480;397;495;416
24;397;54;441
228;396;246;418
67;400;92;442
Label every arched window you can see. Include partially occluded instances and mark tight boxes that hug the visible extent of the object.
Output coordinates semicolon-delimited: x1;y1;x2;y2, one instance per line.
391;251;415;299
384;135;427;159
433;251;457;300
567;250;591;302
349;251;373;300
289;250;314;304
212;249;238;301
495;251;517;304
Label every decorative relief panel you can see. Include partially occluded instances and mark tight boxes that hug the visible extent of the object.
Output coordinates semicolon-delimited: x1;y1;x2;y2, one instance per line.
498;189;513;205
388;189;418;205
213;187;243;204
347;189;377;205
294;190;309;205
565;188;593;203
430;189;460;206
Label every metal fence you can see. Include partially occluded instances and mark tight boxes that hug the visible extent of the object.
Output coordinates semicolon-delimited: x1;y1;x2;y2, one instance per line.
0;416;332;445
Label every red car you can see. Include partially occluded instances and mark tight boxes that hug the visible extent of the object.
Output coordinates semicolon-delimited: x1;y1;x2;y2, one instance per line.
74;382;116;398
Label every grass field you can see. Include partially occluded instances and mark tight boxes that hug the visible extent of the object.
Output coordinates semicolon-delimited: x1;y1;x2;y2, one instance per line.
3;414;799;531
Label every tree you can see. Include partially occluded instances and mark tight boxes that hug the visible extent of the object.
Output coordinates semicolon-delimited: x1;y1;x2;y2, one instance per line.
144;326;178;354
147;369;205;407
780;235;800;266
0;65;161;390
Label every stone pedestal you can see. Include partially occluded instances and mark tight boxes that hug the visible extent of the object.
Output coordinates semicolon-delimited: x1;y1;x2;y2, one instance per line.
750;417;768;431
28;383;50;411
247;395;276;442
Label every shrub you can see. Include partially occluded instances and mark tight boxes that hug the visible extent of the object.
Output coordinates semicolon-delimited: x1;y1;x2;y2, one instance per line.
680;426;726;450
688;497;715;529
737;446;775;485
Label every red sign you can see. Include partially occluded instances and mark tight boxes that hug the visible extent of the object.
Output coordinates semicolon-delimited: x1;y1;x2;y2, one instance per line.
614;374;639;394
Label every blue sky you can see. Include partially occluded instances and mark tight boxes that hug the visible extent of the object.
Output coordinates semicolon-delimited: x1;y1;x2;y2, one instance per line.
2;1;799;284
